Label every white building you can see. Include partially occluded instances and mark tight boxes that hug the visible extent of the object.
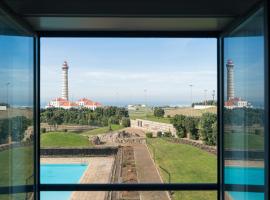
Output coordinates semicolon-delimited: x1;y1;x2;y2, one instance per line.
46;97;101;110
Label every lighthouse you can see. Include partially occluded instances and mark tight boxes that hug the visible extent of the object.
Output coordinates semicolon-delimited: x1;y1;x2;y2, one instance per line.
226;59;235;100
61;61;69;100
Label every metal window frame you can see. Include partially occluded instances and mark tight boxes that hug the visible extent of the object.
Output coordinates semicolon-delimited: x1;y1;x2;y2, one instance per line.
0;0;269;200
37;32;221;199
219;2;269;200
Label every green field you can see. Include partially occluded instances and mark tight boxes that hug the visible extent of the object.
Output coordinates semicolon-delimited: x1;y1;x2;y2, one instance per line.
147;138;217;200
129;107;171;123
81;124;123;136
224;132;264;150
41;132;91;148
0;146;33;200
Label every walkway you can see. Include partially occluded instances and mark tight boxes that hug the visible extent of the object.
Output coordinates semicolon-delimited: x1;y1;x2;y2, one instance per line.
133;144;170;200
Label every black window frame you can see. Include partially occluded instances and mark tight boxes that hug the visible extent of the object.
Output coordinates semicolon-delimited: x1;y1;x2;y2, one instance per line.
36;32;220;198
0;1;269;200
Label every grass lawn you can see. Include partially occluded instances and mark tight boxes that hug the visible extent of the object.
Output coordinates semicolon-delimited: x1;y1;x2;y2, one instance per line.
224;132;264;150
164;107;217;117
147;138;217;200
41;132;91;148
81;124;123;136
0;146;33;200
133;115;171;124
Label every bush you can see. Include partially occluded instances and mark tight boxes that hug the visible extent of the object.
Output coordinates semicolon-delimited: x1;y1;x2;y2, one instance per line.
157;131;162;137
185;116;199;140
154;107;165;118
41;128;46;133
254;129;262;135
146;132;153;138
199;113;217;146
121;117;131;127
164;131;172;137
171;115;187;138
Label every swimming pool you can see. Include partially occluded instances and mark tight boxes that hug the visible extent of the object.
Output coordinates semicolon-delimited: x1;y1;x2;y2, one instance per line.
41;164;88;200
225;166;264;200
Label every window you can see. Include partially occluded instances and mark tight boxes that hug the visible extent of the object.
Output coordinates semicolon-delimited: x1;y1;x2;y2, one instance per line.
40;38;217;200
0;12;35;200
222;7;266;200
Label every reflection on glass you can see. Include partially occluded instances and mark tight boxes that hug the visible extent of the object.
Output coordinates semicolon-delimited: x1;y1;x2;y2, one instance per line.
41;191;217;200
223;8;265;199
0;16;34;199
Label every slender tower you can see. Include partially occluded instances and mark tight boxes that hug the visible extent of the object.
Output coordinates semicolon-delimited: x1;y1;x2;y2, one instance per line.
61;61;69;100
226;59;235;100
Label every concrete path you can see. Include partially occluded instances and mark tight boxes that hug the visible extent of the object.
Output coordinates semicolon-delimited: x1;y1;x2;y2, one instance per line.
133;144;170;200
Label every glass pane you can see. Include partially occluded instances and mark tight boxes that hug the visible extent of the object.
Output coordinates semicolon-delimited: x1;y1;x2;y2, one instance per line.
41;191;217;200
223;7;265;199
0;13;34;200
40;37;217;186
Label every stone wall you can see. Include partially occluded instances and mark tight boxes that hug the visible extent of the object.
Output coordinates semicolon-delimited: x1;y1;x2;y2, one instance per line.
40;147;118;157
40;123;97;132
130;119;177;137
0;142;32;152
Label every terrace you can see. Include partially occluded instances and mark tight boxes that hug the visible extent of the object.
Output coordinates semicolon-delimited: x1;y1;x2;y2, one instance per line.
0;0;269;200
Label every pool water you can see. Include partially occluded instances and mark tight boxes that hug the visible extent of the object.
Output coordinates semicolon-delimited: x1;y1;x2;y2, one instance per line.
41;164;88;200
225;166;264;200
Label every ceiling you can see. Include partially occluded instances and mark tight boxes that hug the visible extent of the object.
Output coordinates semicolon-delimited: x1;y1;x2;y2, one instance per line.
2;0;262;32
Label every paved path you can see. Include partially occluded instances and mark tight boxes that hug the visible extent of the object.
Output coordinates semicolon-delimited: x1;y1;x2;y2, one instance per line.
133;144;170;200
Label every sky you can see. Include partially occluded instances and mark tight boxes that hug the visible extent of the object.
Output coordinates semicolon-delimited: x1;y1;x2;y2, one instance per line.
40;38;217;107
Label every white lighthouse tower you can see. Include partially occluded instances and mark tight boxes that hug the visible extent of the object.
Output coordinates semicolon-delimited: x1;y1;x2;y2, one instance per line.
226;59;235;100
61;61;69;100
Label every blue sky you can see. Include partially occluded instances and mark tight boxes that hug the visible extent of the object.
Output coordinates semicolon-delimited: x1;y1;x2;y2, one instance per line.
224;36;264;106
0;36;33;107
40;38;217;106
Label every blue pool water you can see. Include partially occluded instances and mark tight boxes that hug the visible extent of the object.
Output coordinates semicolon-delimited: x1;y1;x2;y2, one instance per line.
225;166;264;200
41;164;88;200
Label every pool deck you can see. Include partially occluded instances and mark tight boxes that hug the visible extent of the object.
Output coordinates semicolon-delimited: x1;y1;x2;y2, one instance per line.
225;160;264;167
41;156;114;200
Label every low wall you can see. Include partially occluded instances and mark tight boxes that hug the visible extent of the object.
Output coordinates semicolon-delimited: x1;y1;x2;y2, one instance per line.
40;147;118;157
0;142;32;152
40;123;97;132
131;119;177;137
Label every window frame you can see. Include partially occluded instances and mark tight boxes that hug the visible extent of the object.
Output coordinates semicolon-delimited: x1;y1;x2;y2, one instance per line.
0;1;269;200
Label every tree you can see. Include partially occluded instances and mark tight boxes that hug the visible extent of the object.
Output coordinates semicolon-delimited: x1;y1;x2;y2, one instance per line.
184;116;199;140
199;113;217;145
154;107;165;118
171;115;187;138
121;117;130;127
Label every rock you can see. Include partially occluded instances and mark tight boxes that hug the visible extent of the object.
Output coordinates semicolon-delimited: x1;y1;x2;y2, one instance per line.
91;136;101;145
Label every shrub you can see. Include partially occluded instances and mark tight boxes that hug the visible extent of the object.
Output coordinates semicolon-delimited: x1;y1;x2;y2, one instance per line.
184;116;199;140
154;107;165;118
41;128;46;133
199;113;217;146
146;132;153;138
171;115;187;138
157;131;162;137
164;131;172;137
254;129;262;135
121;117;131;127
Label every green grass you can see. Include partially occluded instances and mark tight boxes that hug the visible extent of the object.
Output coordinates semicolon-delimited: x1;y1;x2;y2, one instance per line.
147;138;217;200
41;132;91;148
137;115;171;124
0;146;33;200
224;132;264;150
81;124;123;136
